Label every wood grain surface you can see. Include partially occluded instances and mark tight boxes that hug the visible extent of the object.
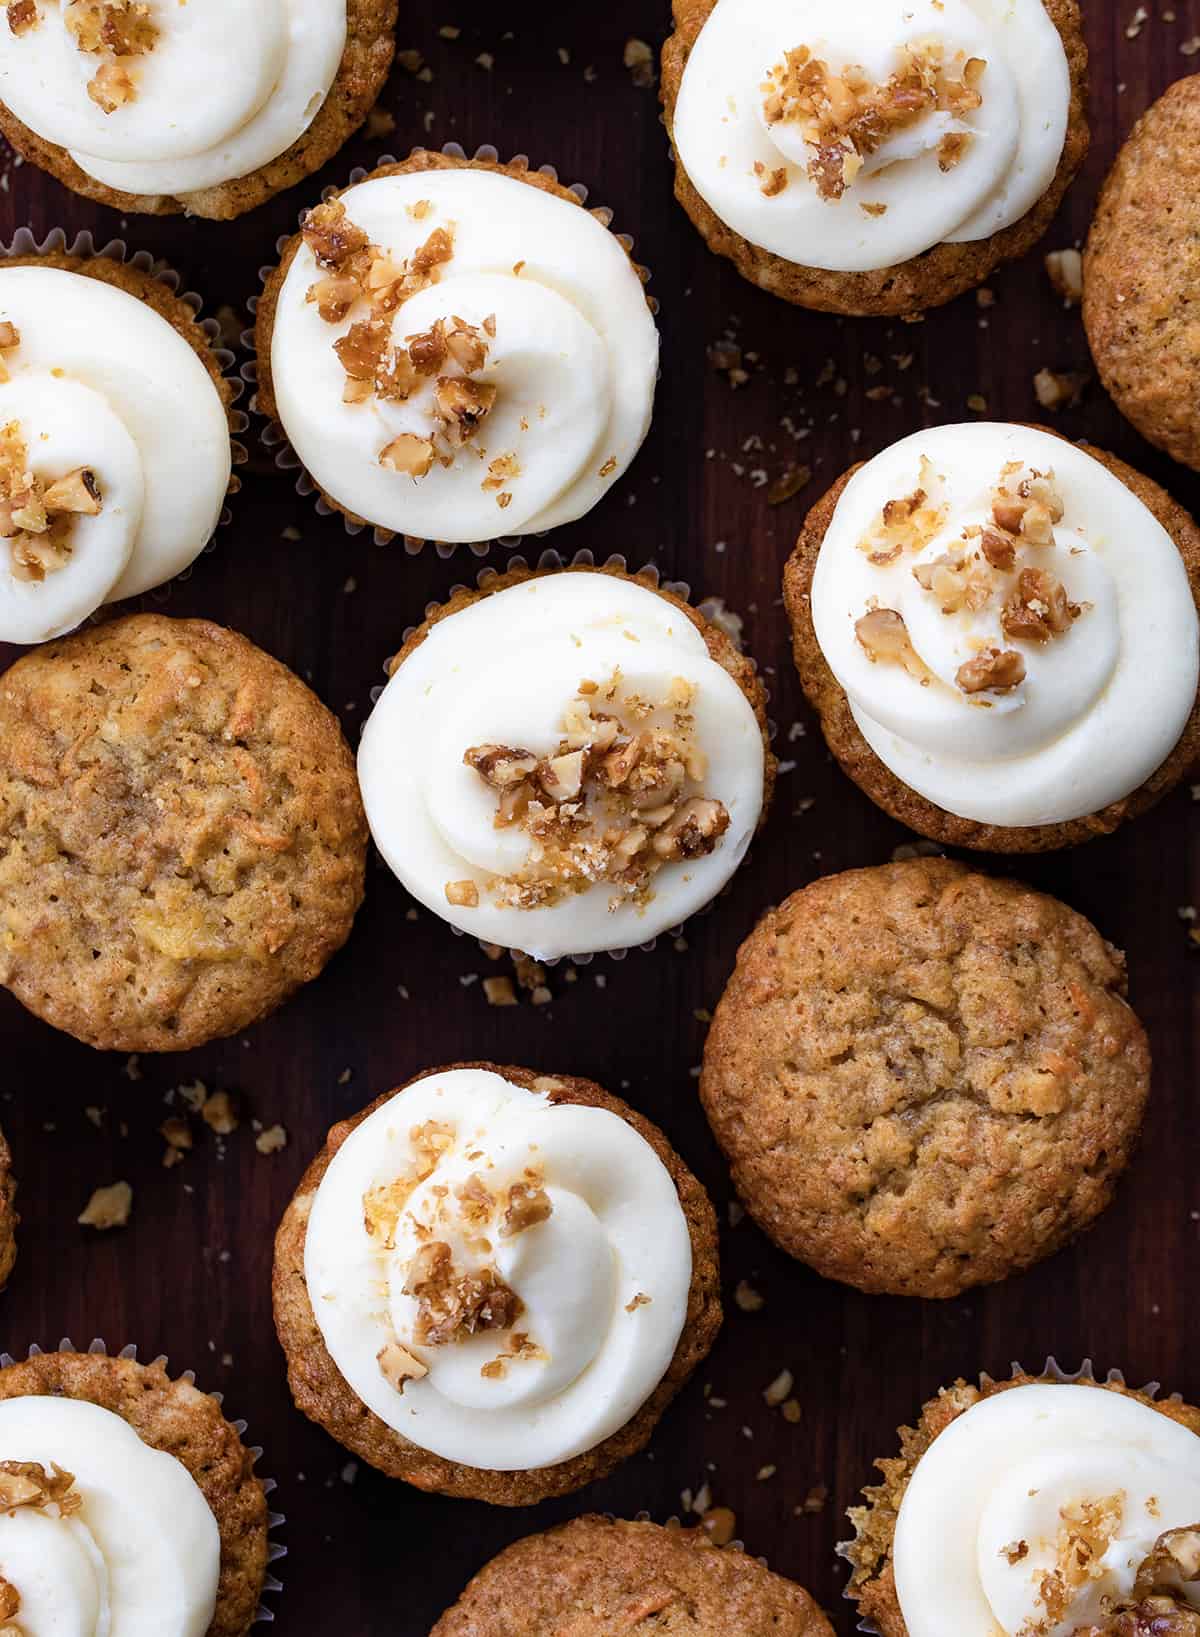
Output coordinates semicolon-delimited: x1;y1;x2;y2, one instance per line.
1;4;1198;1632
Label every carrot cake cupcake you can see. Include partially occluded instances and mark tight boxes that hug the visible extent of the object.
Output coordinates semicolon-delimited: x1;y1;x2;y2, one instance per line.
0;1347;272;1634
700;859;1151;1299
783;422;1200;851
272;1062;722;1504
0;254;233;645
357;565;773;959
661;0;1088;316
0;0;397;220
1084;75;1200;472
431;1515;835;1635
255;152;659;546
0;613;368;1053
844;1369;1200;1637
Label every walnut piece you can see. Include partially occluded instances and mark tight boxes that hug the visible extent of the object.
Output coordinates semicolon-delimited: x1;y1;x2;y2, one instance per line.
403;1240;524;1347
855;608;930;681
379;434;435;479
77;1179;131;1229
955;646;1026;694
376;1339;428;1394
762;41;985;202
500;1178;553;1238
1001;567;1079;643
1133;1526;1200;1599
460;674;732;913
6;1;37;35
0;422;105;584
0;1460;81;1515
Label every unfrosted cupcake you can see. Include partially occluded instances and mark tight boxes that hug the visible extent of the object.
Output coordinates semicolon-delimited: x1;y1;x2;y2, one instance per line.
272;1062;722;1504
432;1515;835;1636
844;1368;1200;1637
661;0;1088;316
0;253;233;645
0;1346;273;1634
255;152;659;547
0;0;396;220
783;422;1200;850
357;565;773;960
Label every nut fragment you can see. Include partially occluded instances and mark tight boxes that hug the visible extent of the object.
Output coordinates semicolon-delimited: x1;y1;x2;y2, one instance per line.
1001;568;1079;643
379;434;435;478
955;646;1026;694
6;1;38;35
445;879;479;908
855;608;930;681
377;1339;428;1394
651;798;730;861
43;467;102;516
1045;248;1084;306
77;1180;132;1229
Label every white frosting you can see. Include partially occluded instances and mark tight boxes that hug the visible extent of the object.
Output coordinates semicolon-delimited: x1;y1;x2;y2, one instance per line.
0;0;347;199
0;265;230;643
269;169;659;543
357;573;765;959
672;0;1070;273
0;1395;220;1636
894;1384;1200;1637
810;423;1199;827
304;1067;693;1471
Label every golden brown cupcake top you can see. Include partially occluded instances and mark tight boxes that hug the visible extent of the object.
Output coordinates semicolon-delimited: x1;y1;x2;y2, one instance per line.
700;858;1150;1298
0;613;367;1052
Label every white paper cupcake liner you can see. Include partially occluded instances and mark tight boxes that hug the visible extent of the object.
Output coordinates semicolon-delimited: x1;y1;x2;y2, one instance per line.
243;141;656;560
0;1336;285;1625
836;1356;1184;1633
364;547;771;968
0;225;248;615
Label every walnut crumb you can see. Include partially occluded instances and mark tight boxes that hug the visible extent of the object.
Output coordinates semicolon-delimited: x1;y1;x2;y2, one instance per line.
200;1089;240;1135
77;1180;131;1230
255;1123;288;1155
377;1339;428;1394
734;1278;765;1313
955;646;1026;694
445;879;479;908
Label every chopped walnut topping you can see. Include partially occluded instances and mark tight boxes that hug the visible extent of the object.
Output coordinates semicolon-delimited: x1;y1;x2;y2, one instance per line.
980;527;1017;571
66;1;157;112
1133;1526;1200;1599
302;198;372;273
480;1330;547;1380
855;608;930;681
433;375;497;445
912;549;992;614
380;433;435;478
460;674;731;913
445;879;479;908
1030;1495;1125;1633
0;1460;81;1515
403;1240;524;1347
0;422;105;583
859;458;947;563
6;1;38;35
376;1339;428;1394
762;41;985;202
956;646;1026;694
991;467;1064;543
1001;567;1080;643
500;1178;553;1238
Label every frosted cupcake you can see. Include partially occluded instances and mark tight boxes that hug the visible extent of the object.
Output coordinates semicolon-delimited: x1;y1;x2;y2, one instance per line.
844;1369;1200;1637
0;0;396;220
783;423;1200;851
0;1346;273;1634
357;565;773;959
255;152;659;547
661;0;1088;316
0;254;233;645
272;1062;722;1504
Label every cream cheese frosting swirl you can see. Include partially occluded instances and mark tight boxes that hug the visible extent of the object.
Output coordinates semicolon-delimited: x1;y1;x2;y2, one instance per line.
894;1384;1200;1637
0;0;347;199
0;265;230;645
672;0;1070;273
0;1395;220;1635
304;1067;693;1471
810;423;1199;827
357;573;765;958
268;168;659;543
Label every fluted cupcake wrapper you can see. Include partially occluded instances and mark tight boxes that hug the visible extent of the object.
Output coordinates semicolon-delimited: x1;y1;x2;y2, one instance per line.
363;546;772;968
243;140;657;560
0;1336;285;1626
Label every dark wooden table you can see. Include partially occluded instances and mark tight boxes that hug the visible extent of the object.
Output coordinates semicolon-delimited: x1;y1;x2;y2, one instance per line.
1;4;1198;1632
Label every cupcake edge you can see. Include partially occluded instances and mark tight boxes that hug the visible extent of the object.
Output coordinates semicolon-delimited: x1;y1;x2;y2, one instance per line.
271;1060;723;1505
0;1344;277;1637
251;147;655;550
659;0;1090;318
1084;75;1200;473
781;435;1200;851
0;0;398;221
841;1366;1200;1637
430;1514;836;1636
